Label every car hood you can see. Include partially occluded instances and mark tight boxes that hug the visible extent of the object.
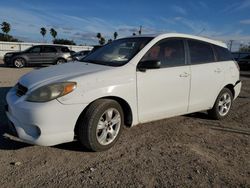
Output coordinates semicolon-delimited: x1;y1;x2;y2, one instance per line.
19;62;112;89
5;51;22;56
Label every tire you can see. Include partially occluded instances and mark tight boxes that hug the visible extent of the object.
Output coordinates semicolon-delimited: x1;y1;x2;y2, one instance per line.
78;99;124;151
55;58;66;65
208;88;233;120
13;57;26;68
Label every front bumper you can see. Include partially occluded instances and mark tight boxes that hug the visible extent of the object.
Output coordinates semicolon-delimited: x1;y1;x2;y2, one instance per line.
3;56;13;66
5;87;87;146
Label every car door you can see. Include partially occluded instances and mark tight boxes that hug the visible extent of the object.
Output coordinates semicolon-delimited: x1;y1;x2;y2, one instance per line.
136;38;191;123
26;46;42;63
40;46;58;64
187;40;224;113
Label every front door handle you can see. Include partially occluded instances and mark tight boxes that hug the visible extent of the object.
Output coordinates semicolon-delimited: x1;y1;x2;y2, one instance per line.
179;72;190;77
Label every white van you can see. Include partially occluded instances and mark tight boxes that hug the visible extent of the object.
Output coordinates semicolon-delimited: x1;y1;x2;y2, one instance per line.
5;33;241;151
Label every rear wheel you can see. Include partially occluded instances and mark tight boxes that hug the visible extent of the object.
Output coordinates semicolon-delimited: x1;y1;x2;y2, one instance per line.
208;88;233;120
78;99;124;151
13;58;26;68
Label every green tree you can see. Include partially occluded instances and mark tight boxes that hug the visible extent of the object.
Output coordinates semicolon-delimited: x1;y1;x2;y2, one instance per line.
0;33;19;42
50;28;57;39
113;32;118;40
1;21;11;35
239;44;250;52
40;27;46;41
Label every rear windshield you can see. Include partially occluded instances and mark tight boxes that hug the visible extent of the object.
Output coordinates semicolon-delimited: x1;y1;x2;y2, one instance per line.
61;47;70;52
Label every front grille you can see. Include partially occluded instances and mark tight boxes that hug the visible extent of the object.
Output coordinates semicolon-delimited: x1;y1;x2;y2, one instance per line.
16;83;28;97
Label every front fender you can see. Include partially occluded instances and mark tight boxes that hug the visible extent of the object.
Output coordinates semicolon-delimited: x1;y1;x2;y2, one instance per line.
57;71;139;125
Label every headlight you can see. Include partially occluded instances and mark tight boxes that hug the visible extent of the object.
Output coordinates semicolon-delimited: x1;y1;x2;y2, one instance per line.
5;53;13;57
26;82;77;102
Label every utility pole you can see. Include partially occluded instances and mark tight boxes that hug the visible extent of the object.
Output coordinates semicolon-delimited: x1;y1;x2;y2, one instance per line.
229;40;234;52
139;25;142;35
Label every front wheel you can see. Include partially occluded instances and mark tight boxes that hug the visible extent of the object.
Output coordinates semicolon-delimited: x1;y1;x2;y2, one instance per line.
208;88;233;120
78;99;124;151
13;58;26;68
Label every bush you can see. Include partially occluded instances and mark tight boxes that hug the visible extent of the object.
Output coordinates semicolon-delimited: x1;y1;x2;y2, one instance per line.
0;33;20;42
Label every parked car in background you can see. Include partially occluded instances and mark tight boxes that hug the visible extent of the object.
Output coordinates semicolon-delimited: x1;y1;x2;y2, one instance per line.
4;45;73;68
90;45;103;53
232;52;250;70
71;50;91;61
5;33;241;151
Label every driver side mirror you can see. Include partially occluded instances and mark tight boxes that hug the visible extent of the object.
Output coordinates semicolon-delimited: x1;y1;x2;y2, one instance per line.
137;60;161;72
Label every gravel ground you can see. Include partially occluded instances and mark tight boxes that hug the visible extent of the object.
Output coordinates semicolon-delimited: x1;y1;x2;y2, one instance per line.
0;60;249;187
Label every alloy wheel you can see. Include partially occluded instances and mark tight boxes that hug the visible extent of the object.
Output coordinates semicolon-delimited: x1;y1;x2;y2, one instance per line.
96;108;121;146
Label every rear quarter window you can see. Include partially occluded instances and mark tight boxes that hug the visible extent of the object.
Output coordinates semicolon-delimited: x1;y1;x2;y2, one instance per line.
214;45;233;61
188;40;215;64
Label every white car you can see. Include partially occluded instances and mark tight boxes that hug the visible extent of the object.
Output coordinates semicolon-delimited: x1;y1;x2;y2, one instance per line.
5;33;241;151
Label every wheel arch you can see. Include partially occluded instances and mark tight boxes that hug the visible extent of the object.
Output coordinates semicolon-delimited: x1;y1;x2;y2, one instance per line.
74;96;133;136
223;84;235;98
54;57;67;64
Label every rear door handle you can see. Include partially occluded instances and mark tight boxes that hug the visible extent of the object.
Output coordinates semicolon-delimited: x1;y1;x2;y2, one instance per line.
214;68;222;73
179;72;190;77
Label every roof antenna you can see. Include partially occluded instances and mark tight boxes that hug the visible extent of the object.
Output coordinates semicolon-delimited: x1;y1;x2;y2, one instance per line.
196;28;205;36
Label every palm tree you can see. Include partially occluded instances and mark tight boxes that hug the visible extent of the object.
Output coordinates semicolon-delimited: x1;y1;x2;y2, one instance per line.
113;32;118;40
50;28;57;39
99;37;106;45
96;33;101;39
96;33;106;45
40;27;46;41
1;21;11;35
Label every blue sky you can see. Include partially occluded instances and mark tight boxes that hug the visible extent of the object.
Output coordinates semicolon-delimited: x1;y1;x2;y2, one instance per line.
1;0;250;49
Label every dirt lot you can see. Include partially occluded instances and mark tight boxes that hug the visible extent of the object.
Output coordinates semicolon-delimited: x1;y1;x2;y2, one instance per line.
0;60;249;187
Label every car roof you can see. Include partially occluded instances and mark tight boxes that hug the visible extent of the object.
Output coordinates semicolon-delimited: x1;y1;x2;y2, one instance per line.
125;33;227;48
32;44;68;48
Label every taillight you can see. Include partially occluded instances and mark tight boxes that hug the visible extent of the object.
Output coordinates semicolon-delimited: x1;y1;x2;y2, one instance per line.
234;60;240;71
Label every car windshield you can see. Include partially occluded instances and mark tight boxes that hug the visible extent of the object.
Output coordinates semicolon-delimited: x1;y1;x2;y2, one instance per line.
82;37;153;66
24;46;35;52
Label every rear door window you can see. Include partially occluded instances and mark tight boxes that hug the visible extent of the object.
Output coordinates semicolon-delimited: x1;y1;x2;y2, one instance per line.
42;46;57;53
188;40;215;64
